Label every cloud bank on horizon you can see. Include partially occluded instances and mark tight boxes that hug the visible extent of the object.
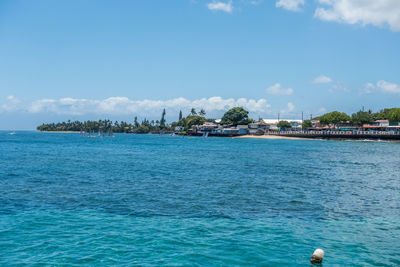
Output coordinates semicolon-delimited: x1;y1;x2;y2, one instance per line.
1;96;271;116
2;79;399;117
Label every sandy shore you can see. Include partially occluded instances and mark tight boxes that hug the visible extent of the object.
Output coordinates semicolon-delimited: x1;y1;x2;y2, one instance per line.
234;134;312;140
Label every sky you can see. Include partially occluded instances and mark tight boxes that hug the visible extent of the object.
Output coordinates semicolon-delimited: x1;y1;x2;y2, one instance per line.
1;0;400;130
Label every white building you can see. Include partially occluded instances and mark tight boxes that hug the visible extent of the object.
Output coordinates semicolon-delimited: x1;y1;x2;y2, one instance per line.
262;119;303;129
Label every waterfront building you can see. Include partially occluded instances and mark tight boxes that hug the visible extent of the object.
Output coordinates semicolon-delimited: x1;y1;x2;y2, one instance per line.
373;120;390;127
262;119;303;130
174;126;185;132
199;122;219;132
311;120;320;128
248;121;270;135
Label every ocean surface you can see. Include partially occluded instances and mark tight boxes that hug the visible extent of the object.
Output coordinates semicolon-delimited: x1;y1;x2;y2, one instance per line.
0;132;399;266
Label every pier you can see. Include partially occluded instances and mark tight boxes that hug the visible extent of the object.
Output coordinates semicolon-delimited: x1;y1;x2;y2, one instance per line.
266;130;400;140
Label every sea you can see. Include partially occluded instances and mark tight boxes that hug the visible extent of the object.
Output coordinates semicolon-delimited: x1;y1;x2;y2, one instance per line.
0;131;399;266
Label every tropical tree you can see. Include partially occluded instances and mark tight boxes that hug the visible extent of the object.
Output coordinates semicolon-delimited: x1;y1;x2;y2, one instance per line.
136;125;150;133
319;111;350;126
177;118;186;127
190;108;197;116
388;108;400;122
220;107;250;125
372;108;394;120
302;120;312;128
351;111;373;126
178;110;183;121
277;120;291;129
199;109;206;117
186;115;206;128
160;109;166;128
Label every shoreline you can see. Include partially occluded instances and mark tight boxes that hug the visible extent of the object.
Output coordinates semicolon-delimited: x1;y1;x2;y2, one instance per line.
36;131;400;142
234;134;312;140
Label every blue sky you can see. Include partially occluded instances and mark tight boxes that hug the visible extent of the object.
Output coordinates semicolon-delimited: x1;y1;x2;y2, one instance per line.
1;0;400;129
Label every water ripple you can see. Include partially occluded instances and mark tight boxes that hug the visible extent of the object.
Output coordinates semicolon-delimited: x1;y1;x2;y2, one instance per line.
0;132;399;265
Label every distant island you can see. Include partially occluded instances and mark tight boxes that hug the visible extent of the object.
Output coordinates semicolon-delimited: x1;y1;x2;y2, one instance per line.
37;107;400;140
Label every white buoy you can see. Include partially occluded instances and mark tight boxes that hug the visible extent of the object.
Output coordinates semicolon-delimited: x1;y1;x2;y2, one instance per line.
310;248;325;264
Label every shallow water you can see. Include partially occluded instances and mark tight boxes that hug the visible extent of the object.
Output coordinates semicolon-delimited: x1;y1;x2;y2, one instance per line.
0;132;399;266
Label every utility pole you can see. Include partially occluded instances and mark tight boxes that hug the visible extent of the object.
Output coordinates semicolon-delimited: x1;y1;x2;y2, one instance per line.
310;114;313;120
278;113;280;122
301;111;304;123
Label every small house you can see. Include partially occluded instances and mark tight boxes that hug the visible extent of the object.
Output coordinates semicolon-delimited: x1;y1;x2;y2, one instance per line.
373;120;390;127
174;126;185;132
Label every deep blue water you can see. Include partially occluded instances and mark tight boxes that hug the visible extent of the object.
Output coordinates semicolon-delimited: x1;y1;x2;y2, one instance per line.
0;132;399;266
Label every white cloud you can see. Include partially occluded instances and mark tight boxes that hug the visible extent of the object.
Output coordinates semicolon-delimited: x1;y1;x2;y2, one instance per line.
329;82;349;93
312;75;332;84
314;0;400;32
207;0;233;13
1;95;20;112
248;0;263;5
361;80;400;95
7;95;19;102
280;102;296;114
376;80;400;94
361;82;375;94
287;102;295;112
276;0;305;11
2;96;270;115
266;83;294;95
317;0;333;4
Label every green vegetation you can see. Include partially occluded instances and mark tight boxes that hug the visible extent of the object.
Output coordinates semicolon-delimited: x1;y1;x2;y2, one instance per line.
220;107;252;125
317;108;399;127
177;116;205;129
160;109;166;128
388;108;400;122
302;120;312;128
277;120;291;129
37;106;400;133
37;110;175;133
37;118;173;133
176;108;206;130
37;108;212;133
372;108;395;120
319;111;351;126
350;111;373;126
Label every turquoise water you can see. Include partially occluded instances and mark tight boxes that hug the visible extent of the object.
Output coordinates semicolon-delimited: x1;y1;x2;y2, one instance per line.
0;132;399;266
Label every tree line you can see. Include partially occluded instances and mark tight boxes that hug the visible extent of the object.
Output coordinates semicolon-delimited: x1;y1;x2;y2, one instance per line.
37;107;400;132
37;108;211;133
280;108;400;129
